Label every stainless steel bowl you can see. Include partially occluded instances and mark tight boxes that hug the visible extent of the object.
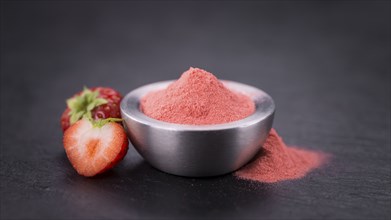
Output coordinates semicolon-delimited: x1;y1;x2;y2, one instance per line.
120;80;275;177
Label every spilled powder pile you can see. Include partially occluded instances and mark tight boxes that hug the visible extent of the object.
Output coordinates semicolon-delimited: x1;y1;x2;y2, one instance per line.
235;128;328;183
141;67;255;125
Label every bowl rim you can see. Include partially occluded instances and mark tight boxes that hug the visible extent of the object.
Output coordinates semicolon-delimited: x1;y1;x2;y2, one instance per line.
120;80;275;131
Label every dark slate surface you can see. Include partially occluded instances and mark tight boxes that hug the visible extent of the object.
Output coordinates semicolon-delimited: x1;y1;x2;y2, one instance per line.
1;1;390;219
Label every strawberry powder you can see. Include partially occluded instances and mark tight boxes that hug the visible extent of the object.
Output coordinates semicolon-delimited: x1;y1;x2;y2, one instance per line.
235;128;328;183
141;67;328;183
141;67;255;125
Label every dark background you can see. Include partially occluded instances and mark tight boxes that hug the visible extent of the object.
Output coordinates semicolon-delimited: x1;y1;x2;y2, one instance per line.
1;1;390;219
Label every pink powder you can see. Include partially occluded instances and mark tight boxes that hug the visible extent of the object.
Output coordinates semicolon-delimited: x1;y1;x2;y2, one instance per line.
141;67;328;182
235;128;329;183
141;67;255;125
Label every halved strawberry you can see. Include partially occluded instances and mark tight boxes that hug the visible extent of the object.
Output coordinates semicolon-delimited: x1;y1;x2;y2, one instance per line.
63;118;129;177
61;87;122;132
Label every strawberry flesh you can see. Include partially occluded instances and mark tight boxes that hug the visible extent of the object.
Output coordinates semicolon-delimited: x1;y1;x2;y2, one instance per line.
63;118;129;177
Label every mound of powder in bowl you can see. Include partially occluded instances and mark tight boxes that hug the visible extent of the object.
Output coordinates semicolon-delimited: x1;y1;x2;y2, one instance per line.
141;67;255;125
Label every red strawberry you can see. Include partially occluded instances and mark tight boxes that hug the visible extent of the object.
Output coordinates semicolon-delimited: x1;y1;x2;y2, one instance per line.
63;118;129;177
61;87;122;132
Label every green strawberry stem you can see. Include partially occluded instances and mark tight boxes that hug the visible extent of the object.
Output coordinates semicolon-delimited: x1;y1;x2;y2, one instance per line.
91;118;123;128
66;87;108;125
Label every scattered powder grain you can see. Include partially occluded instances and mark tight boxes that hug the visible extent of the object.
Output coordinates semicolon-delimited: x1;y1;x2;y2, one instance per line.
235;128;329;183
141;67;255;125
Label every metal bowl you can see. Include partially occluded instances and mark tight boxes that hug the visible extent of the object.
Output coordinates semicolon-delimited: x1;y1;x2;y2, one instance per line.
120;80;275;177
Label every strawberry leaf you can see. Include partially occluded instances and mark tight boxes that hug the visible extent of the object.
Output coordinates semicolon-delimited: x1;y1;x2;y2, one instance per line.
93;118;123;128
70;111;86;124
66;87;108;125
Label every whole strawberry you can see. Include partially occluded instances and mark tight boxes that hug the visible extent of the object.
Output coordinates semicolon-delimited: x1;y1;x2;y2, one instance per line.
61;87;122;132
